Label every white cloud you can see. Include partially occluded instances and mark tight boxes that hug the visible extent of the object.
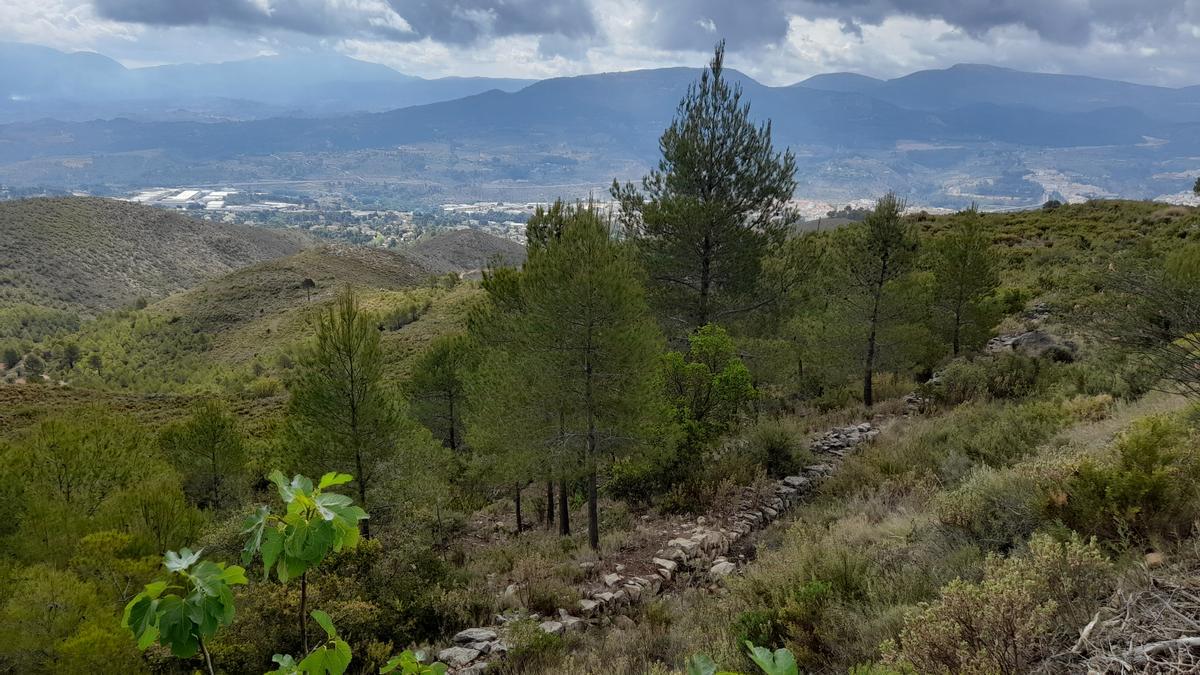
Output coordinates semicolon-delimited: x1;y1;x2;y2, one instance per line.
2;0;1200;87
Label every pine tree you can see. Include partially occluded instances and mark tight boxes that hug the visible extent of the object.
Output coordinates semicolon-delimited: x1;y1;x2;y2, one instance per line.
467;207;663;549
826;193;919;407
405;334;477;452
288;287;402;539
927;209;1000;355
158;400;245;510
612;41;797;332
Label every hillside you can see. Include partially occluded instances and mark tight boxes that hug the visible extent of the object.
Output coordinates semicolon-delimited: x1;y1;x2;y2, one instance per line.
0;197;308;318
407;229;527;277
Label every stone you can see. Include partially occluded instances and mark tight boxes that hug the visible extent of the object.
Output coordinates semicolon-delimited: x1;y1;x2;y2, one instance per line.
437;647;480;667
558;610;584;631
469;641;491;654
623;583;642;603
603;573;622;587
490;641;509;655
594;592;615;605
667;538;700;556
615;564;626;572
539;620;564;635
763;507;778;519
611;589;627;605
579;599;600;615
460;664;488;675
454;628;497;644
652;557;678;573
710;561;737;577
613;615;636;630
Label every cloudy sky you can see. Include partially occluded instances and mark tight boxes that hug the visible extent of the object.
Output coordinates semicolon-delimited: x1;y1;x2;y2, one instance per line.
3;0;1200;86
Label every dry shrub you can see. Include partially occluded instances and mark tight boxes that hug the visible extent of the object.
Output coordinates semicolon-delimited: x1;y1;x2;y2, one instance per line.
886;533;1112;674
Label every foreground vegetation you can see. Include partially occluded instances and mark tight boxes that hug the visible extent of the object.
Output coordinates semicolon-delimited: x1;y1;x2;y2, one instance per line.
3;43;1200;675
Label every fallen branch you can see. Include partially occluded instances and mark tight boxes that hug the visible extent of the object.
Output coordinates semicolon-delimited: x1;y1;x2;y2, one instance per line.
1127;637;1200;666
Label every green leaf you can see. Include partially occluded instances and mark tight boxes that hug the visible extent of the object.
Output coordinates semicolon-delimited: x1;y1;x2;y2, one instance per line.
241;505;270;565
744;641;799;675
298;639;352;675
157;596;199;658
261;528;284;579
269;469;294;502
686;654;718;675
311;610;337;640
164;547;202;573
317;472;354;489
220;564;249;587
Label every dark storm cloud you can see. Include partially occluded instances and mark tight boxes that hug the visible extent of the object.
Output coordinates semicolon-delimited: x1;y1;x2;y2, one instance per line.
388;0;596;44
635;0;1196;50
92;0;597;43
797;0;1191;45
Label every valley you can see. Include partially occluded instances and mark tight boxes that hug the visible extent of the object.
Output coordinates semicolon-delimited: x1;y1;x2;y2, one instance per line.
3;32;1200;675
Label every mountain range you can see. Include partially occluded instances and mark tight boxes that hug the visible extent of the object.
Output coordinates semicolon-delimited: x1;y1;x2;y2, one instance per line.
0;42;532;122
2;42;1199;208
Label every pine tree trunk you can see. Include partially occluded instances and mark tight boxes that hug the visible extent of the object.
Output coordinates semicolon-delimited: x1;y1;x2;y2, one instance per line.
545;480;555;529
587;469;599;551
558;480;570;536
514;483;523;535
355;450;370;540
698;234;712;328
300;571;309;653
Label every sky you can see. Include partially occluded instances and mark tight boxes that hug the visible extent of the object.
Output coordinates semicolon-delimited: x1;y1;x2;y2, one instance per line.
2;0;1200;87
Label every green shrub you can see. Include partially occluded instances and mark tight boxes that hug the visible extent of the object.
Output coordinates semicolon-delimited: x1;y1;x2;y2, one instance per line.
1053;415;1200;546
500;618;565;673
743;418;813;478
887;533;1111;674
936;467;1044;551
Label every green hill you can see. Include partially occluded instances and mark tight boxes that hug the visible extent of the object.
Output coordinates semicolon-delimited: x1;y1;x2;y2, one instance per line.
0;197;308;318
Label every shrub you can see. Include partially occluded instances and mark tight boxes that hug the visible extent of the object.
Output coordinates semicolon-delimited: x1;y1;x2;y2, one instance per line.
935;467;1044;551
887;533;1111;674
500;618;565;673
1053;415;1199;546
743;418;813;478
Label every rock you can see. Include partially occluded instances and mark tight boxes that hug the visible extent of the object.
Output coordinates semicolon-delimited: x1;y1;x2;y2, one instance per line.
490;641;509;655
653;557;678;573
783;475;808;488
558;610;584;632
613;615;636;630
539;620;564;635
469;641;491;654
667;538;700;556
579;599;599;615
1145;551;1166;568
437;647;480;667
460;664;488;675
603;573;623;587
763;506;778;519
611;589;627;606
710;561;737;577
594;591;616;605
454;628;497;644
615;564;626;572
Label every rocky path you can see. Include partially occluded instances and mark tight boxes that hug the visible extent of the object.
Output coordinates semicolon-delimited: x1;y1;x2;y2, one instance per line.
435;421;885;673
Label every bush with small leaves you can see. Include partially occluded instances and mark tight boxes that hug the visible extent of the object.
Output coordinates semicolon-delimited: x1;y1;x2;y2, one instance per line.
123;547;248;675
886;534;1111;674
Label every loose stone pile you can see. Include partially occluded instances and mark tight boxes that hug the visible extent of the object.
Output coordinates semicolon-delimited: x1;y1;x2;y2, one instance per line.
435;421;880;673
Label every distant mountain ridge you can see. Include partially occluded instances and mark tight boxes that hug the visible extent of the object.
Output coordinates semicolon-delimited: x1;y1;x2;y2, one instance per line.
2;51;1200;207
0;41;533;122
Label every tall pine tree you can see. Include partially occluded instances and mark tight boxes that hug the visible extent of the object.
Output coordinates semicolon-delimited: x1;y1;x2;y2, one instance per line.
467;207;663;549
612;41;797;333
927;209;1000;355
826;193;919;407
